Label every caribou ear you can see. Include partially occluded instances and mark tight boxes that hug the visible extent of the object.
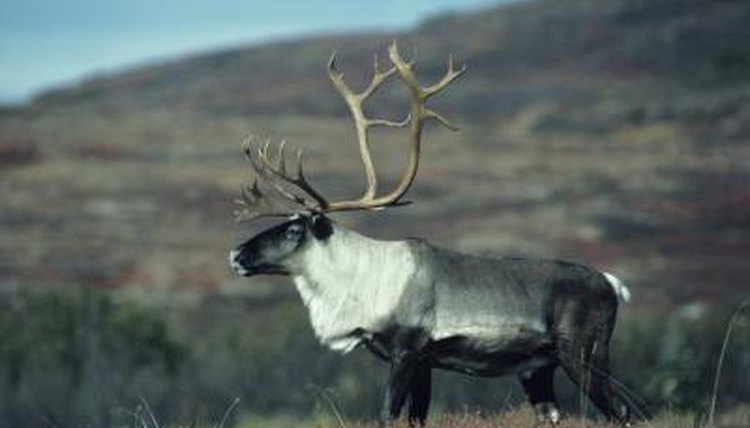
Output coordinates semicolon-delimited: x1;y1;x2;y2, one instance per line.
310;214;334;240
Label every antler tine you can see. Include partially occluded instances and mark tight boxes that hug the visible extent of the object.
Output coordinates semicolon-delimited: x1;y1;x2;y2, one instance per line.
277;140;288;175
362;53;398;99
424;54;467;99
234;134;332;220
235;140;308;221
328;52;400;103
324;40;464;210
327;50;409;201
233;180;283;221
318;41;463;213
388;41;466;104
252;138;329;210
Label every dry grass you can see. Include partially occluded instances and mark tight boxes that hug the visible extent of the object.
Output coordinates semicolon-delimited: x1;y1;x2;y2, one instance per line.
230;405;750;428
113;400;750;428
349;407;603;428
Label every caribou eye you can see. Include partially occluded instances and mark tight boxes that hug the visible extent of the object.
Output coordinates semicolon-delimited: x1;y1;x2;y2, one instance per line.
285;224;304;240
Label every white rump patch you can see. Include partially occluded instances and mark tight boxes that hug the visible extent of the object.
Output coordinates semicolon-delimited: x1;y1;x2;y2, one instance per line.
603;272;631;303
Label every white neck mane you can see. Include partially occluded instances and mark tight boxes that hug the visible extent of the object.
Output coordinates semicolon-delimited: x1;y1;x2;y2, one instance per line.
292;226;416;353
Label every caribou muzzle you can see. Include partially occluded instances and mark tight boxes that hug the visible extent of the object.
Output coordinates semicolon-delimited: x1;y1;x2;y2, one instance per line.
229;247;289;277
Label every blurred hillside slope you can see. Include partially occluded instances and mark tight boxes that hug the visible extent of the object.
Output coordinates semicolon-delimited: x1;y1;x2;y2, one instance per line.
0;0;748;307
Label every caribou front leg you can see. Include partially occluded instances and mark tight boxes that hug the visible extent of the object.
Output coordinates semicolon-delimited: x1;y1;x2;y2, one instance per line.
520;364;562;425
381;351;419;425
407;362;431;426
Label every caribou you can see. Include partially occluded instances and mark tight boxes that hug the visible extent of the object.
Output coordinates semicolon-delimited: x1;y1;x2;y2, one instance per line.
229;42;633;426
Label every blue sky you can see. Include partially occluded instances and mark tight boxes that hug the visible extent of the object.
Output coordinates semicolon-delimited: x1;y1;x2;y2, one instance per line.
0;0;515;105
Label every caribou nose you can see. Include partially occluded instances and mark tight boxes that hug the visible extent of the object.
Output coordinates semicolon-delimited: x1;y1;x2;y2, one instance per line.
229;250;250;276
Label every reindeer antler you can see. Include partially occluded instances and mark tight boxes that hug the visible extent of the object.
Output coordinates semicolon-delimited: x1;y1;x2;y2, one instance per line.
327;52;411;201
235;41;465;220
234;136;326;221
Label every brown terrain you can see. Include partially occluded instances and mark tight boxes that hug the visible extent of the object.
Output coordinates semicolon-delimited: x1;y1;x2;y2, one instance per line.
2;0;748;306
0;0;748;426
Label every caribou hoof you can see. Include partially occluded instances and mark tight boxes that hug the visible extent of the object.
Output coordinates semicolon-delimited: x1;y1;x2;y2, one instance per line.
533;403;561;425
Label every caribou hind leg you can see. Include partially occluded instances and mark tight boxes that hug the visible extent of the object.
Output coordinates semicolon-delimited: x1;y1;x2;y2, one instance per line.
558;344;629;424
555;310;630;425
519;364;562;424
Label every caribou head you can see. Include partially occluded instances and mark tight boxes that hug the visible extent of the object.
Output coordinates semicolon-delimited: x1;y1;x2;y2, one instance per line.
230;41;463;278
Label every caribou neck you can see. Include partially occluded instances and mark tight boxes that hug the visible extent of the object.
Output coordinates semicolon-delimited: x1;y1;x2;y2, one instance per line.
292;224;417;353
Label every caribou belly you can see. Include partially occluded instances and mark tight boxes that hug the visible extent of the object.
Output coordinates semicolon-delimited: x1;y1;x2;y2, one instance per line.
429;330;554;377
426;310;553;376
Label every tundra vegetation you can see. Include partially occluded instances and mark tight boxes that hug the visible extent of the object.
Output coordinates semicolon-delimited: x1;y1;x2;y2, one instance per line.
0;0;749;426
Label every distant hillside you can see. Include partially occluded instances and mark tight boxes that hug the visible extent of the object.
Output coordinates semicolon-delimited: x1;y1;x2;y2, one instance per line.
28;0;750;118
1;0;749;304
